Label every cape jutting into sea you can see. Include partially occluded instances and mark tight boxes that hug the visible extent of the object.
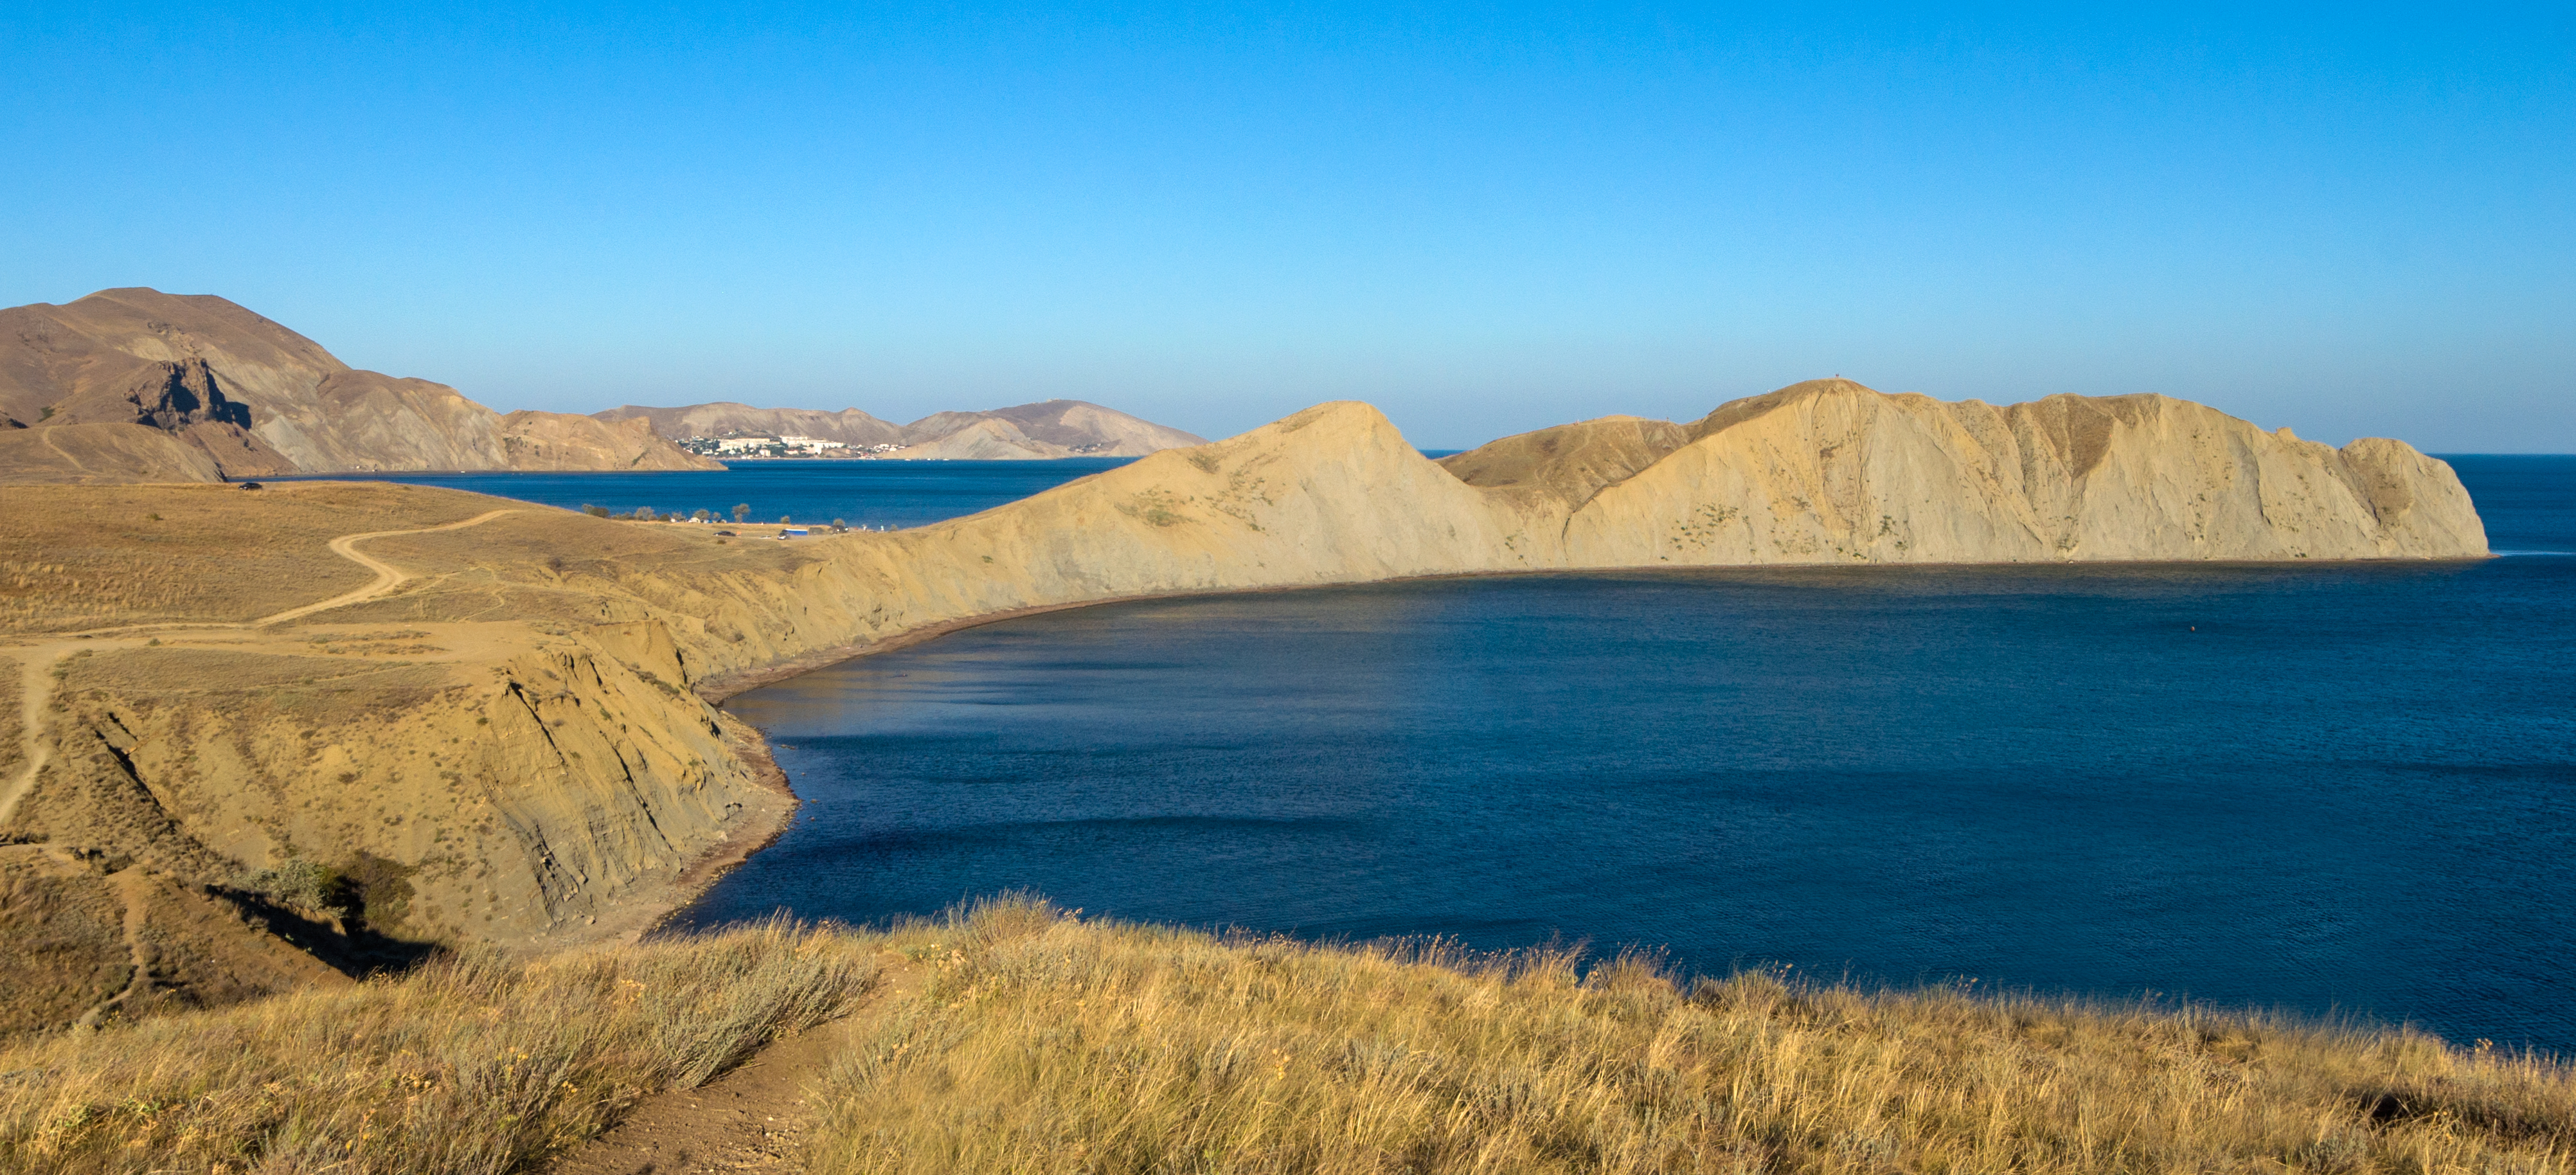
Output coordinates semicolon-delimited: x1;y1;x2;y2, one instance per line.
355;455;2576;1055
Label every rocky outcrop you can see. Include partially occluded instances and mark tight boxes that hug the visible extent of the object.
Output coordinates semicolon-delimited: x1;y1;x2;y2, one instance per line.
0;289;720;481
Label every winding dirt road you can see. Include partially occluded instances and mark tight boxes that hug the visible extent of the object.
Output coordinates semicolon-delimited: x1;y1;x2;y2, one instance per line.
0;508;517;828
255;508;519;626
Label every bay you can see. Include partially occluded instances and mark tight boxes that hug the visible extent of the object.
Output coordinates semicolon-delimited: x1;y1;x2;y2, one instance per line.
675;456;2576;1054
282;457;1136;530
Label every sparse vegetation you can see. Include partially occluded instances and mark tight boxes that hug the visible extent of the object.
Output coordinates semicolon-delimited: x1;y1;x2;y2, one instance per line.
233;857;341;915
7;899;2563;1174
0;484;491;632
0;919;875;1174
818;899;2575;1175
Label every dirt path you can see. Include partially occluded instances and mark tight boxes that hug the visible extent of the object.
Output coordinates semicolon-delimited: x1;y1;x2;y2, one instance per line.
0;508;519;828
73;865;156;1029
550;956;921;1174
0;640;86;829
254;508;518;625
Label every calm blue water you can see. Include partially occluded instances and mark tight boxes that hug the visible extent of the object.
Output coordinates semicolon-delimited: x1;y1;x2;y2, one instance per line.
298;452;1467;528
670;455;2573;1052
287;458;1133;529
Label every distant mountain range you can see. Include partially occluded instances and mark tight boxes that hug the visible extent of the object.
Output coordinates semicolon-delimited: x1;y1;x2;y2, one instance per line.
593;399;1206;460
0;289;1206;483
0;289;719;483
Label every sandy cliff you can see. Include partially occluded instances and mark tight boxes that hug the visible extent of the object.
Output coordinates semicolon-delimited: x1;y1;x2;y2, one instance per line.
1550;382;2487;565
0;381;2485;1030
0;289;720;481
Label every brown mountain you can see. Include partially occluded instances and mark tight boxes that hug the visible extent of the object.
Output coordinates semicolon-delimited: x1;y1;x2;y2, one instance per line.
0;288;720;483
596;397;1206;458
592;402;907;447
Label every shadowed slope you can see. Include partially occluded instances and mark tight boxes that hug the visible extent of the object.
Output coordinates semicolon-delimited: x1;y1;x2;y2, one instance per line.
1438;415;1689;509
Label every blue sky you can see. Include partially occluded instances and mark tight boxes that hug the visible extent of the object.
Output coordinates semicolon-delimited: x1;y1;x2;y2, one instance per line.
3;4;2570;449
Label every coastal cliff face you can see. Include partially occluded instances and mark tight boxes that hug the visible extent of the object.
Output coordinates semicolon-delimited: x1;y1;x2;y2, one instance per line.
0;289;720;482
0;382;2485;1030
1553;382;2487;565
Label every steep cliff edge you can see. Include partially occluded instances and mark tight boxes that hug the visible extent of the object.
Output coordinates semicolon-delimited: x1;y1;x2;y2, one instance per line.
1557;381;2487;565
0;289;720;481
0;383;2485;1030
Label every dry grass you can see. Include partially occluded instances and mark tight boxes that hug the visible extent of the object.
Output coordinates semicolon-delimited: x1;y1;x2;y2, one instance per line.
816;898;2575;1175
0;918;876;1174
0;652;21;781
4;901;2566;1174
0;483;497;632
0;851;132;1036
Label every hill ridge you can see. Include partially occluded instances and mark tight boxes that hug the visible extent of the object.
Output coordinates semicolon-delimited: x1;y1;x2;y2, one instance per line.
597;396;1207;459
0;289;719;482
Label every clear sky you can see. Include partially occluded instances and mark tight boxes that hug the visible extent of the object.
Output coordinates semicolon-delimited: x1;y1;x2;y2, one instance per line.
3;4;2570;450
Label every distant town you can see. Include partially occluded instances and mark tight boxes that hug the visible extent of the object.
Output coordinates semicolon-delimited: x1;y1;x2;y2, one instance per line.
675;431;1134;459
675;432;904;458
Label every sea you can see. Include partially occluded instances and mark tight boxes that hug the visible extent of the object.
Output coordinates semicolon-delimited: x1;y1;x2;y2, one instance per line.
356;455;2576;1054
288;456;1142;530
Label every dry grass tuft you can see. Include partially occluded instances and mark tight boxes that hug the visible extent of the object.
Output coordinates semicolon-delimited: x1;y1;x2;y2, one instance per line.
814;898;2575;1175
0;918;875;1174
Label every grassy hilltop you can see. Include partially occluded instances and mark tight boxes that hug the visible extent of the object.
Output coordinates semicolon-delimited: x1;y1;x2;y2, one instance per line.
3;899;2570;1174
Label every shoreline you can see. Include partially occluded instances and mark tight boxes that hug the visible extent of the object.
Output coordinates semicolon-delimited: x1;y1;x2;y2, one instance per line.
632;550;2506;945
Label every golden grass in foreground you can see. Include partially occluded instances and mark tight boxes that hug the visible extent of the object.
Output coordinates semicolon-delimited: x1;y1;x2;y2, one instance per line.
3;900;2568;1174
819;899;2575;1175
0;919;875;1174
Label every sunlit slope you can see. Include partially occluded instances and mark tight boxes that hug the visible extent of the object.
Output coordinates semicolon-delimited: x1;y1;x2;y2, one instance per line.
568;386;2488;690
1531;381;2487;564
